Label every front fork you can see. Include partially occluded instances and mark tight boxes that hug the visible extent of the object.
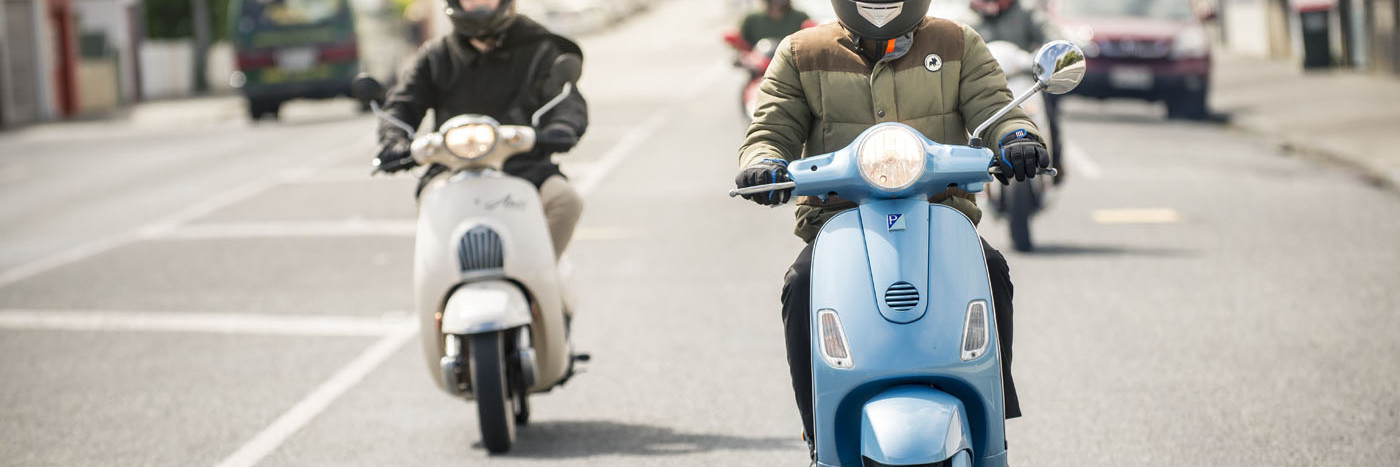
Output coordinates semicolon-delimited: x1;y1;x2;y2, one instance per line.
440;327;537;396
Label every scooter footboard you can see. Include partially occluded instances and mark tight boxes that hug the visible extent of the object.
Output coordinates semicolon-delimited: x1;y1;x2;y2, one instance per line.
859;385;972;466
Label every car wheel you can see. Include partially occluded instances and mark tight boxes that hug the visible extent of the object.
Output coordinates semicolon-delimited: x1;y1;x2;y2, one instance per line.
1167;90;1208;120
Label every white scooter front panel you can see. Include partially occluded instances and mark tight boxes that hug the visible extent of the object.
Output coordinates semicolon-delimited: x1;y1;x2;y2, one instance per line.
414;171;570;393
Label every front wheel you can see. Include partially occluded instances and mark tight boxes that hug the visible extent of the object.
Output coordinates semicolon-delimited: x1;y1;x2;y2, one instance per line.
470;331;516;453
1007;181;1036;252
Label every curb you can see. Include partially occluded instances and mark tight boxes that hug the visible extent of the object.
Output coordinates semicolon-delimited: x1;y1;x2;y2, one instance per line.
1226;117;1398;193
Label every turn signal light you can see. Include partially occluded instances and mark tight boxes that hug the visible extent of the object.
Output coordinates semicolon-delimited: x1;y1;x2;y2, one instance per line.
818;309;854;369
960;301;990;361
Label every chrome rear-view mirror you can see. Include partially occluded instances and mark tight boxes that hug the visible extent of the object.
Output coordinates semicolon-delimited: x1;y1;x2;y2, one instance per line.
1033;40;1086;95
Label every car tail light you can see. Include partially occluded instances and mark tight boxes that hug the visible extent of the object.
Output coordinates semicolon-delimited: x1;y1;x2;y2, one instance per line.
319;42;358;63
236;50;276;70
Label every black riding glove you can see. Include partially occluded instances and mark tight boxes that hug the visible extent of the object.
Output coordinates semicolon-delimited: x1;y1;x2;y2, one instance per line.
373;140;416;173
735;158;792;206
536;122;579;154
994;129;1050;184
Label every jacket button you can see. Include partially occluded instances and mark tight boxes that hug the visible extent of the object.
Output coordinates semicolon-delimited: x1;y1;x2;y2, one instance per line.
877;110;886;118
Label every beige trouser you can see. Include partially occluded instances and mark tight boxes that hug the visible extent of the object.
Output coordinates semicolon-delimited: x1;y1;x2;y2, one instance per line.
420;173;582;259
538;175;583;258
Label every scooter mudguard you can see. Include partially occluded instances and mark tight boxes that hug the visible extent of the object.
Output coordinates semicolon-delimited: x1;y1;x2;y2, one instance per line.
860;386;971;466
440;280;531;334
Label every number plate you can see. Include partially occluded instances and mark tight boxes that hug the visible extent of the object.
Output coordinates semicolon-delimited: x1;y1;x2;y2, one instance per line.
277;47;317;72
1109;66;1154;90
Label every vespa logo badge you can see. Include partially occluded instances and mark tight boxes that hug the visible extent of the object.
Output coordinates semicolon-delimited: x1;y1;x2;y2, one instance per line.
924;54;943;72
887;214;907;231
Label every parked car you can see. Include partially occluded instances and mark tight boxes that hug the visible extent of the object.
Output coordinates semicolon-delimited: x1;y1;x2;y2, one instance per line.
1049;0;1211;119
228;0;361;120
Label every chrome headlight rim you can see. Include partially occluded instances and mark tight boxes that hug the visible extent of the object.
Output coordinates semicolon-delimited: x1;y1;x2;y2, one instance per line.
441;117;501;161
856;125;927;192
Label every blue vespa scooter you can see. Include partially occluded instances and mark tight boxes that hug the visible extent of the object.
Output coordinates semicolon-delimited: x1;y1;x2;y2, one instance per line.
731;41;1085;467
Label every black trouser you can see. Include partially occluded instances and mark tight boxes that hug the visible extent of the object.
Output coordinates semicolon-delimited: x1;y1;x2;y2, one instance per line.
780;237;1020;441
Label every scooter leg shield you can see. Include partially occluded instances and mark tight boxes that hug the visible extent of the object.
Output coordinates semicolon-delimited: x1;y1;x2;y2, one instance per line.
440;281;532;335
859;385;973;466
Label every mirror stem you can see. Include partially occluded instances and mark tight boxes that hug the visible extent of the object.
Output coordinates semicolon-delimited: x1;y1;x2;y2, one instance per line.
372;101;417;136
532;83;575;128
969;82;1046;149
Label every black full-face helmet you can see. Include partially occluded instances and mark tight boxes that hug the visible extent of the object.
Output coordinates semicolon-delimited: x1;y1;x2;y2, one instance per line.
446;0;517;39
830;0;932;40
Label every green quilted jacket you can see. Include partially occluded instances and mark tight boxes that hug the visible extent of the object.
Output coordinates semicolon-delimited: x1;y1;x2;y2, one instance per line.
739;17;1042;243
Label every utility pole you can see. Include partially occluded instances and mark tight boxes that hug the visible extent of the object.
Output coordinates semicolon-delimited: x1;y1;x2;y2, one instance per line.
191;0;211;93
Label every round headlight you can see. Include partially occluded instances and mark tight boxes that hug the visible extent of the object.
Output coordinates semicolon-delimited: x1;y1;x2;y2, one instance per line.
857;126;925;191
443;124;497;160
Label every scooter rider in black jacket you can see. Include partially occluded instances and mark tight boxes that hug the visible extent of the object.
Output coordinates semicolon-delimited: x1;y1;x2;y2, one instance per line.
374;0;588;258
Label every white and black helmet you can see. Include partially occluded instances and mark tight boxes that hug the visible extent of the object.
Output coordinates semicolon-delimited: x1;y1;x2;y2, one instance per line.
830;0;932;40
446;0;518;39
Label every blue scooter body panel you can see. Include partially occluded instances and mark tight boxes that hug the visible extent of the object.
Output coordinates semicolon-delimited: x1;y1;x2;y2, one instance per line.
809;204;1006;467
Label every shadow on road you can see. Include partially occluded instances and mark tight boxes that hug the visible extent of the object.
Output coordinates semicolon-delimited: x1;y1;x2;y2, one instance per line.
489;420;799;458
1024;243;1192;257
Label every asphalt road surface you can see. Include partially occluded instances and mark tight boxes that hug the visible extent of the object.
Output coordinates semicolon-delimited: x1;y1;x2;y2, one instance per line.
2;1;1398;466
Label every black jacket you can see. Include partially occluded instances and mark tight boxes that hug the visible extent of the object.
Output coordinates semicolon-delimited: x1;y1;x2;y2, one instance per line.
378;17;588;187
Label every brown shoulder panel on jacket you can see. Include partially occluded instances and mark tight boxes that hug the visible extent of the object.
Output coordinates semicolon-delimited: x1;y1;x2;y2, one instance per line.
892;17;967;72
790;23;870;75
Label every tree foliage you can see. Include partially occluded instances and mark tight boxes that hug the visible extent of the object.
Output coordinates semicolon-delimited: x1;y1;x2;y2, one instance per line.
143;0;232;40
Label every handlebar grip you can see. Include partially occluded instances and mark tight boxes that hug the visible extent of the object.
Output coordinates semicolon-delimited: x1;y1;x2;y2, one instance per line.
987;166;1058;177
371;157;417;175
729;181;797;198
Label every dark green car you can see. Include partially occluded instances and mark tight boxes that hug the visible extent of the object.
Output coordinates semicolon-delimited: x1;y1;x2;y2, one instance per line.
229;0;360;120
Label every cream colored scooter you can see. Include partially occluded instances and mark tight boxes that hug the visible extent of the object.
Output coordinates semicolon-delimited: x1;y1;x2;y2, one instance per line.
352;55;586;454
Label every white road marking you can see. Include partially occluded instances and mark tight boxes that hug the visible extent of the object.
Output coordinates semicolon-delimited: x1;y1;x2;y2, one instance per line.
574;59;729;197
155;220;417;240
0;309;410;336
213;321;417;467
1093;208;1182;224
574;110;675;197
1062;140;1104;180
0;135;373;289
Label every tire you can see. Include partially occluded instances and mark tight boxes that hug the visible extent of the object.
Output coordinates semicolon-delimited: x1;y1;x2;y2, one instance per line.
1166;89;1208;120
247;99;265;121
470;331;515;453
248;99;282;121
1007;181;1035;253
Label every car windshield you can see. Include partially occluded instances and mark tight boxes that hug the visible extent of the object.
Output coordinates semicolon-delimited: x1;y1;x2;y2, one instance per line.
1058;0;1193;21
240;0;345;28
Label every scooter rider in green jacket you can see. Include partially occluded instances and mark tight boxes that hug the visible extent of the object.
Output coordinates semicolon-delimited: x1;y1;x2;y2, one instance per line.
732;0;1049;459
373;0;587;258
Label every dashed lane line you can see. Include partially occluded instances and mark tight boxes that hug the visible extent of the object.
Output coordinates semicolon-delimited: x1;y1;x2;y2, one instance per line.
0;309;410;337
1092;208;1182;224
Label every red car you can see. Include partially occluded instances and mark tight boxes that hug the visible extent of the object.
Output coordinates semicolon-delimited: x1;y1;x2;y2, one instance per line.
1049;0;1212;119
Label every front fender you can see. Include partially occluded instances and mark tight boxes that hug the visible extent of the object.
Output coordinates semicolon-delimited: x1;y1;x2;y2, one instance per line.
440;281;531;334
860;386;972;466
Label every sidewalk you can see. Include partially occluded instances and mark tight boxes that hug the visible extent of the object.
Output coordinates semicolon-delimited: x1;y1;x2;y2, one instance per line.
1212;52;1400;189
